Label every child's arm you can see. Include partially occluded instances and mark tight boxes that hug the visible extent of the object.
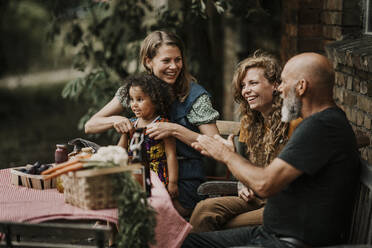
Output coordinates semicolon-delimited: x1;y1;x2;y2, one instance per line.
163;137;178;199
117;133;129;149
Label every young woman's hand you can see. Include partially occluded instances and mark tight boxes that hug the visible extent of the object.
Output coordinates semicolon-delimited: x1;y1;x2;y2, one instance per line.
238;184;255;202
84;97;129;134
147;122;174;139
113;116;134;134
167;182;179;199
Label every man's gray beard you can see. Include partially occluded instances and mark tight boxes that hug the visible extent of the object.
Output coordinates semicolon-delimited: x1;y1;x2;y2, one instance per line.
281;87;302;123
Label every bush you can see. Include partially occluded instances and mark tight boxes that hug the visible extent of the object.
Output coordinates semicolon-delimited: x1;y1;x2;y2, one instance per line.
0;83;112;169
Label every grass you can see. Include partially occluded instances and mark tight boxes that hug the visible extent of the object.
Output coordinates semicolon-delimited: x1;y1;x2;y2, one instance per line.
0;83;112;169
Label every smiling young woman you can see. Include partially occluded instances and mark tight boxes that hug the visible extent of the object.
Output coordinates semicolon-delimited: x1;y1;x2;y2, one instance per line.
189;51;302;232
84;30;220;217
240;67;278;118
144;45;182;85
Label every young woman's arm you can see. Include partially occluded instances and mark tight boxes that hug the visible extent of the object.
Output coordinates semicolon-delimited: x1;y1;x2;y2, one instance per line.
147;93;220;144
163;137;179;199
147;122;219;146
85;98;134;134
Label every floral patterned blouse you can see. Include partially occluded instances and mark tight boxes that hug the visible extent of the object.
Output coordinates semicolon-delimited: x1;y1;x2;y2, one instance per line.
115;86;219;125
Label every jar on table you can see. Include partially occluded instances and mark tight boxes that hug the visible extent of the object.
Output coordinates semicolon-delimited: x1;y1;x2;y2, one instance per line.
55;144;68;164
55;144;68;193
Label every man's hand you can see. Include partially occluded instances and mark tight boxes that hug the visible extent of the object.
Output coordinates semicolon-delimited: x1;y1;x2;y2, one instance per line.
220;134;235;152
191;134;235;163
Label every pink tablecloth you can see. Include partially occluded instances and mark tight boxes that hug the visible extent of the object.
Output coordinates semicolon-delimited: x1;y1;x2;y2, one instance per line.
0;168;191;248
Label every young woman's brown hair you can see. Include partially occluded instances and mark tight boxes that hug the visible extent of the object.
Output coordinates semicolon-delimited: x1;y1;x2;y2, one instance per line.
140;30;195;102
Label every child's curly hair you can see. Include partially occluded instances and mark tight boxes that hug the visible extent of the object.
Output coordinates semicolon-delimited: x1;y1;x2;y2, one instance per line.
122;74;175;118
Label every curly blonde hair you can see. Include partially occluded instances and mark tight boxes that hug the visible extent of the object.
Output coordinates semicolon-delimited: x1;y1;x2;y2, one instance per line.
233;52;289;166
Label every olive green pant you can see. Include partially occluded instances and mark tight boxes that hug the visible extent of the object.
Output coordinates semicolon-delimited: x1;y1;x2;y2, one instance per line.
189;196;264;233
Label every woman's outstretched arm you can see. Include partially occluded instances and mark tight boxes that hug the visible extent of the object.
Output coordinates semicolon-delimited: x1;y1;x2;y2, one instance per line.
147;93;220;145
147;122;219;146
85;98;134;134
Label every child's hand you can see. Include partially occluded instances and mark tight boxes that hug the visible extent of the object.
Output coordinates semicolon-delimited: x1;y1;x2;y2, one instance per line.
167;182;179;199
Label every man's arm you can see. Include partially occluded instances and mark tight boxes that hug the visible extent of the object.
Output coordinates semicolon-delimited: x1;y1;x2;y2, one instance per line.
193;134;303;198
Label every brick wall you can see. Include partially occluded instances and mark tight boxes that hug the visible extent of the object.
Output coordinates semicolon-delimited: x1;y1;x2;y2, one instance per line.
326;37;372;164
281;0;323;62
281;0;363;61
281;0;372;165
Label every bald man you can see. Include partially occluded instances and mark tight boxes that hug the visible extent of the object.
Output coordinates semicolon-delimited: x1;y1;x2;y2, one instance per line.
182;53;360;248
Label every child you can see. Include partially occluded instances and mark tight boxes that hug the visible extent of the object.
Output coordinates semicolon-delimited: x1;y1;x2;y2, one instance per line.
117;74;178;199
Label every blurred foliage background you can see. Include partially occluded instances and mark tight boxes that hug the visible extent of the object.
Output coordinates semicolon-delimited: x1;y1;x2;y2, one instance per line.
0;0;281;173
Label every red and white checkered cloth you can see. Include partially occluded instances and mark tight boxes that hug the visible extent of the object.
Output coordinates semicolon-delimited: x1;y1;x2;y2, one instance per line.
0;168;191;248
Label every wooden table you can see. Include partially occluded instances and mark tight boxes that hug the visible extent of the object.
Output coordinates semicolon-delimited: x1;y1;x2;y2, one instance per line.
0;168;191;248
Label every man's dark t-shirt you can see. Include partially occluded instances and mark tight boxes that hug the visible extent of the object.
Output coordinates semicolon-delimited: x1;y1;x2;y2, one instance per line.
263;107;360;246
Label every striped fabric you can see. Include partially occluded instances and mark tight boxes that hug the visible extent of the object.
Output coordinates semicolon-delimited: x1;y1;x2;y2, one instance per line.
0;168;191;248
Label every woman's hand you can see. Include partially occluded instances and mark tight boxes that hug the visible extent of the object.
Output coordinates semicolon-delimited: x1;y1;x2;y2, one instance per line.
85;97;127;134
238;185;255;202
112;116;134;134
167;182;179;199
147;122;174;140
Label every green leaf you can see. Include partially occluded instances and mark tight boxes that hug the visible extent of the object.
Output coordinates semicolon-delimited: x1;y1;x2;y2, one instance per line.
214;1;225;14
61;79;77;99
200;0;206;13
113;172;156;248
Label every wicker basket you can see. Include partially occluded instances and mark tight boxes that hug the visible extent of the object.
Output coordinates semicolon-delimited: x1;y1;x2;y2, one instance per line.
10;166;56;190
62;164;144;210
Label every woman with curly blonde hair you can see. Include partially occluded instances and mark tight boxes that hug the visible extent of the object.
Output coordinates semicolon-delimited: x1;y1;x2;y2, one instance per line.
189;51;301;232
234;52;291;167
